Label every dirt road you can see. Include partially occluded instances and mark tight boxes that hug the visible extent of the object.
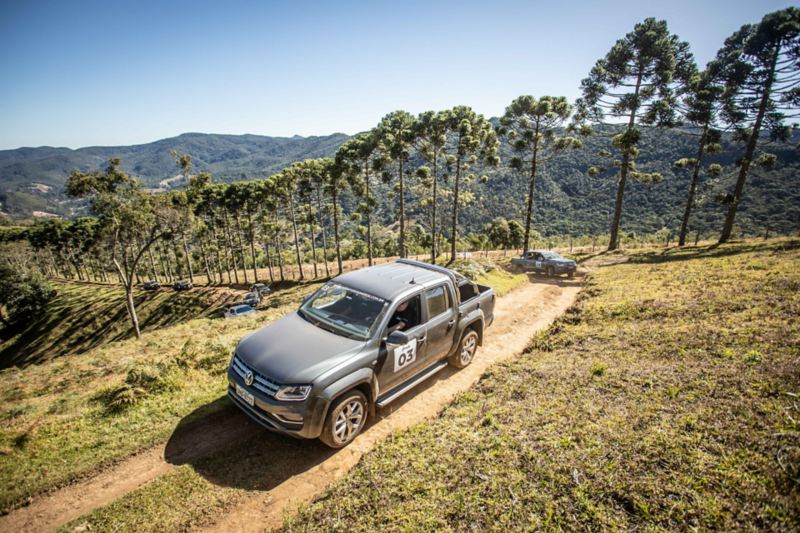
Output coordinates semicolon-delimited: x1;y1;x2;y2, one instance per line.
0;275;581;533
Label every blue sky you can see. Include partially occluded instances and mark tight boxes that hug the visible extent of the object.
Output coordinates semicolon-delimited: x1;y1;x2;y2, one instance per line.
0;0;794;149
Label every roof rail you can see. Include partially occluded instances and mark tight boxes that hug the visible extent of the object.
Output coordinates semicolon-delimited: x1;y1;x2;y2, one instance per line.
395;258;460;284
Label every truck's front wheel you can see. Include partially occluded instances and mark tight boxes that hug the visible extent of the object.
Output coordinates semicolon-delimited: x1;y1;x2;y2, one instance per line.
319;390;368;448
449;330;479;369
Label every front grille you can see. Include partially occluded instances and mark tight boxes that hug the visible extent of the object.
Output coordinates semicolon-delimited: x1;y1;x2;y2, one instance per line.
231;355;280;397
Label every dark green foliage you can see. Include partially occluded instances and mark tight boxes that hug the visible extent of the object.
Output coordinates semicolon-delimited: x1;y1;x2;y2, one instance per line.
0;263;54;325
577;17;697;250
713;7;800;242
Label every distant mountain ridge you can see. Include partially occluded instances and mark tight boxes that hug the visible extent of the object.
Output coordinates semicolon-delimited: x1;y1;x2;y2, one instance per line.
1;128;798;239
0;132;350;216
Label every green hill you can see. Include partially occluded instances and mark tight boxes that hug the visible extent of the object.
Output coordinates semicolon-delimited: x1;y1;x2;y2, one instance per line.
1;127;798;238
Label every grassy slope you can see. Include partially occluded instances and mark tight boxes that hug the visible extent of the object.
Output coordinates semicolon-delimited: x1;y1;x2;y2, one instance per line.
0;281;241;368
281;239;800;531
54;263;528;532
0;282;321;512
2;260;525;517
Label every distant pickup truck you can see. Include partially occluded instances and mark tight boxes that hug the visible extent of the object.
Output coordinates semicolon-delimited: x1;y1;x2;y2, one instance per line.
227;259;495;448
511;250;577;277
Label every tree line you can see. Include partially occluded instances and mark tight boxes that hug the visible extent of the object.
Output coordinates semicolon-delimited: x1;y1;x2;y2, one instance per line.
1;7;797;337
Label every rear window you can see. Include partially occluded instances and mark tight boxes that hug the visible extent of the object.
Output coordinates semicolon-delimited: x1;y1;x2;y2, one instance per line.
426;285;450;318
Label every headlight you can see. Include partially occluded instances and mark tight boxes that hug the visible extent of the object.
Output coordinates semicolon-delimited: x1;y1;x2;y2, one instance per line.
275;385;311;402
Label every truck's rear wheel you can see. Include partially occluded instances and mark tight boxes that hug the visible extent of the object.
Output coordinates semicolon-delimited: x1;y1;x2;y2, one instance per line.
449;330;479;369
319;390;368;448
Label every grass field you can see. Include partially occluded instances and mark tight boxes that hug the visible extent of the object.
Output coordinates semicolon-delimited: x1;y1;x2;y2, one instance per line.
279;239;800;531
0;259;525;517
0;281;242;368
0;281;320;512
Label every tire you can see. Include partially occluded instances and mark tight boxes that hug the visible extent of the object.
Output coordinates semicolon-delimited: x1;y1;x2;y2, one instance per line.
319;390;368;449
568;271;575;278
546;266;555;277
449;329;479;369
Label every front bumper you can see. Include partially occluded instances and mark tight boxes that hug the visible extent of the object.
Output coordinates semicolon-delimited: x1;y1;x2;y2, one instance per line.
227;367;329;439
553;263;577;274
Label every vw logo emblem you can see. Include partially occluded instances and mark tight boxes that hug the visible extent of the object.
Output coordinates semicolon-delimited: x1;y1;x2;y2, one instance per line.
244;370;254;386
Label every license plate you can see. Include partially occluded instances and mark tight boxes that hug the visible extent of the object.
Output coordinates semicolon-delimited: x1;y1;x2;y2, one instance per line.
235;383;255;406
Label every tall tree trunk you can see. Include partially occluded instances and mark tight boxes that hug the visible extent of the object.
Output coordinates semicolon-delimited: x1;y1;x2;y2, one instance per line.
181;231;194;283
244;208;259;283
147;247;158;282
430;153;437;264
233;211;249;285
263;240;274;282
522;124;541;256
720;45;779;244
274;211;285;282
398;159;406;258
158;241;171;282
222;210;240;284
124;284;141;338
679;125;708;246
333;187;343;274
200;240;213;284
448;155;463;265
211;220;228;284
316;186;331;277
364;160;374;266
307;202;319;278
608;69;644;251
287;194;304;280
171;237;184;278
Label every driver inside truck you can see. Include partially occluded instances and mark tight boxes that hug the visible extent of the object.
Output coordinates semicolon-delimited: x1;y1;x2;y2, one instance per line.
388;296;420;333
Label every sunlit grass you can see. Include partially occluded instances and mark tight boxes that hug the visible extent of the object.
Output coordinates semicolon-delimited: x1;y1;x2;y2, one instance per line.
280;238;800;531
0;281;322;512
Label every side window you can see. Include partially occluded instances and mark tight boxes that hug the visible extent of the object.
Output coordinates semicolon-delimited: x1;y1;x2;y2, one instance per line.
425;285;450;319
388;294;421;332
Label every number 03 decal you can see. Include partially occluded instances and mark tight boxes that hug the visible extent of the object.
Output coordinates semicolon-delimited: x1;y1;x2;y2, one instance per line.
393;338;418;372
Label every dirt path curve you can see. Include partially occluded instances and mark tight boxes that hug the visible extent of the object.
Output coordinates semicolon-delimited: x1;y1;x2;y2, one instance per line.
0;406;255;533
200;277;582;533
0;276;581;533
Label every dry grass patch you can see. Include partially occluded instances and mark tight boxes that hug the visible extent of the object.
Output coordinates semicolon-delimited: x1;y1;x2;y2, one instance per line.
282;239;800;531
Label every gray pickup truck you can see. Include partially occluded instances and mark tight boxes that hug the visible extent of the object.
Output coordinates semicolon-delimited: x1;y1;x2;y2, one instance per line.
227;259;495;448
511;250;577;277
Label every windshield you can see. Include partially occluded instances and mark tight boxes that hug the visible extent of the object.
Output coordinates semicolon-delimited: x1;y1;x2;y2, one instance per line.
542;252;563;260
299;283;388;340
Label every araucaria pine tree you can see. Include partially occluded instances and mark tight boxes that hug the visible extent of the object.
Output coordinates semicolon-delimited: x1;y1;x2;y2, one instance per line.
577;18;696;250
444;106;499;265
715;7;800;243
675;67;724;246
498;95;582;255
376;111;417;258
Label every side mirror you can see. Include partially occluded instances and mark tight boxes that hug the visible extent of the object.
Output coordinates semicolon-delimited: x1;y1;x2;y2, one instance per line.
301;294;312;305
385;330;410;346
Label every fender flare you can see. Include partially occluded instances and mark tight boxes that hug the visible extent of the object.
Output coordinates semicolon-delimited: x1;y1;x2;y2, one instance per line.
319;367;377;404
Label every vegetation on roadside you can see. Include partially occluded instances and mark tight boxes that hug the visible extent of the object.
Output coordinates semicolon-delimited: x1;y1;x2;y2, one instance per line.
0;281;319;513
281;239;800;531
47;261;526;531
0;259;516;516
0;281;240;368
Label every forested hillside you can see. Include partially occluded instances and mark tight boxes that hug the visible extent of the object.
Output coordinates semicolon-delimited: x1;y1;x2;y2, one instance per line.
0;132;349;216
2;126;798;237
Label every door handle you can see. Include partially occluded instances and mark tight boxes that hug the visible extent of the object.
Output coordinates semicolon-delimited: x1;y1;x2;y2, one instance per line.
417;335;426;344
447;319;455;329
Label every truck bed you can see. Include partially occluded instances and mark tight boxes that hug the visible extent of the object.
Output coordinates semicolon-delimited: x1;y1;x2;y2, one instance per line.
458;283;495;328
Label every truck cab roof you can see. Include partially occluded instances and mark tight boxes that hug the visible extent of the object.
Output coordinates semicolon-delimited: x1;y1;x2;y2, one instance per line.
333;260;459;302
